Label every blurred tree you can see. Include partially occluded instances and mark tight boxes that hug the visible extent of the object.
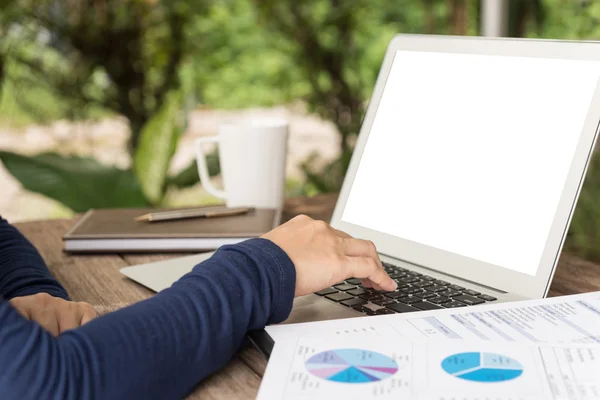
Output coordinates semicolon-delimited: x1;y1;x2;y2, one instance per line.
254;0;479;193
527;0;600;263
449;0;469;35
422;0;479;35
254;0;368;159
526;0;600;40
0;0;208;152
0;0;218;209
251;0;375;192
507;0;545;37
251;1;408;192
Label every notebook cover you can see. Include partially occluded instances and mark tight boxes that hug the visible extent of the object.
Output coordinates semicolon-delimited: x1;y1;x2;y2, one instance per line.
63;207;280;240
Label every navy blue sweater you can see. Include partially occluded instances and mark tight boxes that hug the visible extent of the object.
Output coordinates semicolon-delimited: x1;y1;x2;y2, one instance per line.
0;217;296;399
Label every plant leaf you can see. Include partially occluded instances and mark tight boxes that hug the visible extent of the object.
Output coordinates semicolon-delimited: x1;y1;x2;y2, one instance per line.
167;148;221;189
133;90;182;204
0;151;149;212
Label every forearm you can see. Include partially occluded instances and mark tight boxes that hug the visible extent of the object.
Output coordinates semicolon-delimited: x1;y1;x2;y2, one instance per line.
0;217;68;300
0;238;295;399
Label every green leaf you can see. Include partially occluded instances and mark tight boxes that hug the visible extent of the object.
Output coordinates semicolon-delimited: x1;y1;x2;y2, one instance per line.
0;151;149;212
167;148;221;189
133;91;182;204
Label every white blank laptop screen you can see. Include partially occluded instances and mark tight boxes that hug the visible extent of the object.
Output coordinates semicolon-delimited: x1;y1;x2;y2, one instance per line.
342;50;600;276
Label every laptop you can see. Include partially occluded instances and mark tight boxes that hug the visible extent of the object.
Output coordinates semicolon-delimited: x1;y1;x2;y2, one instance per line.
120;34;600;354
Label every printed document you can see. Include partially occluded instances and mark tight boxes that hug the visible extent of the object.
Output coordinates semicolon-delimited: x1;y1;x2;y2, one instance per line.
266;292;600;345
257;330;600;399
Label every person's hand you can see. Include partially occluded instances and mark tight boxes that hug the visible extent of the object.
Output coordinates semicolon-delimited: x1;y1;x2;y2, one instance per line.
9;293;97;336
261;215;397;297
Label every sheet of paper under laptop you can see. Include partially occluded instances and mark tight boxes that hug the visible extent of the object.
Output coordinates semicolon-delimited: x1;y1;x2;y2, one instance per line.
260;291;600;399
257;332;599;399
266;291;600;345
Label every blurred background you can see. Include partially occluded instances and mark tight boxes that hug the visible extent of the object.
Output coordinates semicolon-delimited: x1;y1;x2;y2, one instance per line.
0;0;599;262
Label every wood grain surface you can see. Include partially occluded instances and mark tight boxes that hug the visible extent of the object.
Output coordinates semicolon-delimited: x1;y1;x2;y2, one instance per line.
13;194;600;398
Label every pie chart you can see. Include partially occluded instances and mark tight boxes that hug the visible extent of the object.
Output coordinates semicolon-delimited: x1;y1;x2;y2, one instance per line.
441;352;524;382
305;349;398;383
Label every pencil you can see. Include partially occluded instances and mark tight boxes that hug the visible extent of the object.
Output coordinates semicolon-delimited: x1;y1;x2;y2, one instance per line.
135;207;251;222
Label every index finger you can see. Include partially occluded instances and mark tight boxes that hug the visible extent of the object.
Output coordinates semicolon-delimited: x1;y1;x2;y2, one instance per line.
345;256;397;292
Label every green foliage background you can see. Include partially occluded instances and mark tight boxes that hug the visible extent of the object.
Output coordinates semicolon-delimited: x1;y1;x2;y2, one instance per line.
0;0;600;261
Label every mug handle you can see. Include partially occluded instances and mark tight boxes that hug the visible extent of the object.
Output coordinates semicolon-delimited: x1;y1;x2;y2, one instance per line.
196;137;227;200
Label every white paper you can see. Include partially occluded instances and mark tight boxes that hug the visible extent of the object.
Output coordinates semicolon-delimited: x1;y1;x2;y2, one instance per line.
267;292;600;345
258;332;600;400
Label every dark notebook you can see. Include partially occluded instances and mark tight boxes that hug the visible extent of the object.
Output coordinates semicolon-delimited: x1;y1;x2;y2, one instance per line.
63;207;281;253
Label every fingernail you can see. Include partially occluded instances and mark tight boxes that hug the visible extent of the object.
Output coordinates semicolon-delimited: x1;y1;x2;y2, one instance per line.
392;281;398;290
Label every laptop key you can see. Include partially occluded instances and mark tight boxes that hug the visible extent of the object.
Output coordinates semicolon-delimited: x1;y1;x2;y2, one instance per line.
413;280;434;288
422;275;436;281
347;288;367;296
438;289;462;298
346;278;362;285
394;282;411;289
334;283;356;291
398;296;422;305
325;292;354;302
462;289;481;296
352;305;376;315
373;289;391;295
429;296;451;304
412;301;443;311
400;286;423;295
423;284;447;292
433;279;451;286
478;294;497;302
359;293;382;301
454;295;485;305
389;273;406;279
341;298;368;308
402;277;420;284
447;284;465;291
420;292;437;300
376;308;395;315
385;291;406;299
443;300;467;308
386;303;419;313
315;288;338;296
372;298;395;306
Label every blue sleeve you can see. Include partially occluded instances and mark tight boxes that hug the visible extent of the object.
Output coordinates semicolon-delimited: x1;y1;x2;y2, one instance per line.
0;217;69;300
0;238;296;399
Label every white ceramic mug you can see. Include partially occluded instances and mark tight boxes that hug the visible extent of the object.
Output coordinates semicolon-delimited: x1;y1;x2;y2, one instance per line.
196;119;289;209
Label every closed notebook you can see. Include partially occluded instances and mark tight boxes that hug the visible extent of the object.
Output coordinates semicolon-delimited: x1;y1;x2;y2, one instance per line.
63;207;281;253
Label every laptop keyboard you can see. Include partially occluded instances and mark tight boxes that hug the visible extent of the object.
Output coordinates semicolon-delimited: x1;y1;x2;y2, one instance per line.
315;262;497;315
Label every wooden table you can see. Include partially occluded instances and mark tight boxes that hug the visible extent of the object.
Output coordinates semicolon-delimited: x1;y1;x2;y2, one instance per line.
13;194;600;399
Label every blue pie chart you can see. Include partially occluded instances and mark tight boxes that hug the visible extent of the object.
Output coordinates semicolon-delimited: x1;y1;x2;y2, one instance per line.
305;349;398;383
441;352;523;382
